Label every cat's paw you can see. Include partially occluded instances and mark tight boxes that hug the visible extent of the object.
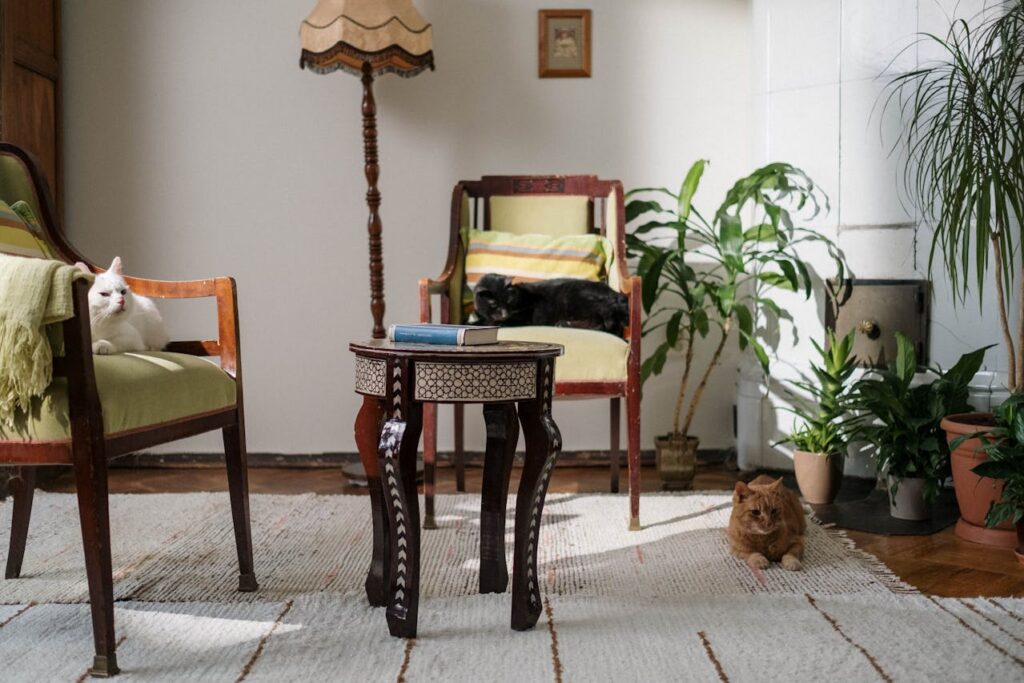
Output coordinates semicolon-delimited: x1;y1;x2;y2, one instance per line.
781;554;803;571
92;340;115;355
747;553;770;570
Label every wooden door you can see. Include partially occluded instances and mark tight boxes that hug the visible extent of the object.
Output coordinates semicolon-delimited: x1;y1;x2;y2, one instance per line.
0;0;61;213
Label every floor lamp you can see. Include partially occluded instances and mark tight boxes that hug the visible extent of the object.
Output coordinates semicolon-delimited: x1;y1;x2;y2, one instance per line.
299;0;435;339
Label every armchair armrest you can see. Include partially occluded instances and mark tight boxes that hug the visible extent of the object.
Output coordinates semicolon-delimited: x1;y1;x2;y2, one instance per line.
124;275;242;380
419;276;453;324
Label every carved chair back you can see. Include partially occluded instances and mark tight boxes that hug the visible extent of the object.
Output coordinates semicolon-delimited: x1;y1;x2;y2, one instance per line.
445;175;628;326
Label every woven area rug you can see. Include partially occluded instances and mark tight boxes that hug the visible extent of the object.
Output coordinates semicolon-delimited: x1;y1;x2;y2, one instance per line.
0;492;1022;681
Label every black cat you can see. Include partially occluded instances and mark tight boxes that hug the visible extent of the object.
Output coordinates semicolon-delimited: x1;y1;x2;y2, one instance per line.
473;273;629;337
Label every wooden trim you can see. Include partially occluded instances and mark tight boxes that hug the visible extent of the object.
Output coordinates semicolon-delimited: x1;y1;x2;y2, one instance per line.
13;40;57;79
555;381;626;398
538;9;592;78
0;441;71;464
106;407;238;457
165;340;222;357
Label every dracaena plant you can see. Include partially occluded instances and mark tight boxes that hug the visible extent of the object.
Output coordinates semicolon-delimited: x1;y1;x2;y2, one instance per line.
962;393;1024;527
780;328;859;455
626;161;845;440
851;333;989;502
884;2;1024;391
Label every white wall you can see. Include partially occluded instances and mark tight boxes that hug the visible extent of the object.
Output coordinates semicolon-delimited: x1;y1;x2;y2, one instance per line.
743;0;1016;473
62;0;753;454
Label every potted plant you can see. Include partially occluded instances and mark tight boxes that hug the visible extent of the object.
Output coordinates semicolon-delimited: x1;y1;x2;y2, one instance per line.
778;328;858;504
627;161;844;489
963;393;1024;562
886;5;1023;536
852;333;987;520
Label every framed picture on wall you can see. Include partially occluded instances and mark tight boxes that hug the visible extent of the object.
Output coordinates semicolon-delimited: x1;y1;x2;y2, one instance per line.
538;9;591;78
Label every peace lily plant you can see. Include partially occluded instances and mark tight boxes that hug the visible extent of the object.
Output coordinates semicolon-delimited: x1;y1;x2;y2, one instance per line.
626;161;844;488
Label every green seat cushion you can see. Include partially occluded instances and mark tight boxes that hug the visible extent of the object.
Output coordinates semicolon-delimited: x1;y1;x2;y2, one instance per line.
496;326;629;383
0;352;237;442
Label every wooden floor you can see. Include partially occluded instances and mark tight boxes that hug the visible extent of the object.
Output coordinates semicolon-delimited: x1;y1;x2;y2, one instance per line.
40;462;1024;598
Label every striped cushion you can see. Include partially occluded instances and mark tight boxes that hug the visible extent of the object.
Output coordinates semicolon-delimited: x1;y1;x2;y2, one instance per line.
461;228;613;317
0;200;53;259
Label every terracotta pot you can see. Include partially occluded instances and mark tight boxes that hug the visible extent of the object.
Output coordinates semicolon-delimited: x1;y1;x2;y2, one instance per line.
941;412;1018;548
1017;520;1024;568
887;475;932;520
655;435;698;491
793;450;844;504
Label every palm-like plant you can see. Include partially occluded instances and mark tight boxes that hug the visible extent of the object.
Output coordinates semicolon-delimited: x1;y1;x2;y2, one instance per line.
626;161;845;440
885;2;1024;391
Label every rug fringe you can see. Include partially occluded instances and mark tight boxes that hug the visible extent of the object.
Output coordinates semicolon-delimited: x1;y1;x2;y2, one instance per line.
807;513;918;595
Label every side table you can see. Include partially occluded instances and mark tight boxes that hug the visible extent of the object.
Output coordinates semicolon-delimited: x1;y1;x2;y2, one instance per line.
350;339;563;638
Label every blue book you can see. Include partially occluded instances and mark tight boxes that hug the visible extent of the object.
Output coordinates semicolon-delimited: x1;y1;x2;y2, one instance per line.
387;324;499;346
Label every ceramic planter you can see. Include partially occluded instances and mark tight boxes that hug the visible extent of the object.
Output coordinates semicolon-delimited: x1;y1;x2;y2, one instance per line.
887;475;932;521
655;435;698;491
941;412;1018;548
793;450;844;504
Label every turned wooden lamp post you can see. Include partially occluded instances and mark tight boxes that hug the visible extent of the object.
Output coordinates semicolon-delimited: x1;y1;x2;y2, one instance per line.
300;0;434;339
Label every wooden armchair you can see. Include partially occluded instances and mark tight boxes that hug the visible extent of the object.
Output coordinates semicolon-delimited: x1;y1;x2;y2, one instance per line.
419;175;643;530
0;142;256;677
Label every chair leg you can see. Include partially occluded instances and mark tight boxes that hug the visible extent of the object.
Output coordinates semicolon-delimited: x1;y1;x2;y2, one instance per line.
73;448;119;676
422;402;438;529
627;381;642;531
224;420;258;592
609;399;621;494
453;403;466;492
5;466;37;579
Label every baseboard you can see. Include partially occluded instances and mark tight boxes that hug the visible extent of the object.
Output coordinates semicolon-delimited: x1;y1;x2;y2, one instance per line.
108;448;734;469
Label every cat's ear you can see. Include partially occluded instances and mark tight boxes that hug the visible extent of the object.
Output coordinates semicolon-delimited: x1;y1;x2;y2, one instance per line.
733;481;749;501
73;261;91;274
109;256;123;275
768;477;784;491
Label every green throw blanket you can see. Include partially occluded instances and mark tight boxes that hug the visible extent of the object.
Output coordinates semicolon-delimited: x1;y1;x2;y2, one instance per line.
0;254;91;429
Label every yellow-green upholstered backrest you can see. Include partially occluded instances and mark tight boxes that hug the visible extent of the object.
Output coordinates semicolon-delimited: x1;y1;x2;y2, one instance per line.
489;196;591;236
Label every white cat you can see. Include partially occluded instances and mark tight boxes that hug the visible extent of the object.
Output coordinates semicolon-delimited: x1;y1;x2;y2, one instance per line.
76;257;169;355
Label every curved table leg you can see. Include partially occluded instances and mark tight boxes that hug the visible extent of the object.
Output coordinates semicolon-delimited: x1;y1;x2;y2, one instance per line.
479;402;518;594
378;403;423;639
511;384;562;631
355;395;388;606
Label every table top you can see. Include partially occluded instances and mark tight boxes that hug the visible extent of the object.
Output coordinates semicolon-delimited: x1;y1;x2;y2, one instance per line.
349;339;563;361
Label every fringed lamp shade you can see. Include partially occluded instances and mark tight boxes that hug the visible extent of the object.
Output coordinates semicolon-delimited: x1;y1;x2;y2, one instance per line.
299;0;434;77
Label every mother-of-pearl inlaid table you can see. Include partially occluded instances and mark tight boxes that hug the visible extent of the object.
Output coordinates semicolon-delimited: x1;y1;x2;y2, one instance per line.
350;339;564;638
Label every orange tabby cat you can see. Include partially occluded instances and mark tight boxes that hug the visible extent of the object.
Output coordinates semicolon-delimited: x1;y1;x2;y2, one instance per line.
727;475;806;571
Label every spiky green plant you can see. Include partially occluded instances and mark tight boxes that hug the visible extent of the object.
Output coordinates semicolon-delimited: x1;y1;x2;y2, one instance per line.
780;328;859;455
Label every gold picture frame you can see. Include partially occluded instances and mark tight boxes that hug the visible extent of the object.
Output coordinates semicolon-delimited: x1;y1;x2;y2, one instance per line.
538;9;592;78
